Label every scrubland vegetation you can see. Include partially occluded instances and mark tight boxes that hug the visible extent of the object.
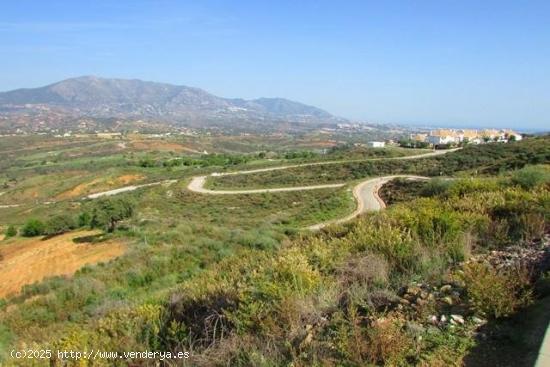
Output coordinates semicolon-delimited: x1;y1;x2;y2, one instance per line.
208;136;550;189
0;135;548;366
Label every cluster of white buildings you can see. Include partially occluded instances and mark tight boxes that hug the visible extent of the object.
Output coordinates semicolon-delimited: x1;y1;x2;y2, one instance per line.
410;129;522;145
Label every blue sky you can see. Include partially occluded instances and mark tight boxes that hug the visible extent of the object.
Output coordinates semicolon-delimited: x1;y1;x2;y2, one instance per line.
1;0;549;129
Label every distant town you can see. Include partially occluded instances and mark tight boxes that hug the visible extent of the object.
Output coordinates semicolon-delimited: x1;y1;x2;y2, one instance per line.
345;126;524;149
409;128;522;145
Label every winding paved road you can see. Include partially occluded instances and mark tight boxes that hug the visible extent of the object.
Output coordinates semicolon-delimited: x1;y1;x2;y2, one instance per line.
187;149;460;229
188;173;429;230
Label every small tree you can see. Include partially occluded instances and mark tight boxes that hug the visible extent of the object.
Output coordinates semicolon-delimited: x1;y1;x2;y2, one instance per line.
90;197;135;232
5;225;17;238
78;212;91;227
45;214;77;236
21;219;46;237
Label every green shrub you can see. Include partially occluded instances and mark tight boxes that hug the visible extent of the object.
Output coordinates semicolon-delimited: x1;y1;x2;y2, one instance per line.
364;316;413;365
45;214;77;236
511;165;550;190
90;197;135;232
234;230;279;250
4;225;17;238
77;212;91;227
21;219;46;237
338;253;389;288
460;262;533;318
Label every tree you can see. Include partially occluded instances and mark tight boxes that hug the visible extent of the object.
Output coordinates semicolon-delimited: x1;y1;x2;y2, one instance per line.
21;219;46;237
5;225;17;238
45;214;77;236
90;198;135;232
78;212;91;227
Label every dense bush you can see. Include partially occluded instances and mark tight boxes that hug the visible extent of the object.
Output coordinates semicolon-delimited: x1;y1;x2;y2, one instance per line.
511;165;550;189
460;262;533;318
45;214;77;236
420;178;452;197
21;219;46;237
4;225;17;238
89;197;135;232
77;211;91;227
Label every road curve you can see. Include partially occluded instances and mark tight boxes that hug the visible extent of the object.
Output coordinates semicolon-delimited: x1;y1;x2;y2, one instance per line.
307;175;429;230
187;149;461;230
187;176;345;194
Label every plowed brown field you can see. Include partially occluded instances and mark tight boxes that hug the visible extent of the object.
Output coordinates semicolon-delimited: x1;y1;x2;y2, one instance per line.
0;230;126;298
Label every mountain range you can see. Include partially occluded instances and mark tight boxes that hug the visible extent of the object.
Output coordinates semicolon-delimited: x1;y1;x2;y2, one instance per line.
0;76;339;132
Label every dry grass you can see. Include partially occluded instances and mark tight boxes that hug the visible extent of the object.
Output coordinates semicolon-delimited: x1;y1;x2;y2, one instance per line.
55;178;103;199
130;139;197;153
56;174;144;199
113;174;144;185
0;230;126;298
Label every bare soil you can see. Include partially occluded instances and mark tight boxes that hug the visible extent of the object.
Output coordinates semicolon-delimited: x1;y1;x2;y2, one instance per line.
0;230;127;298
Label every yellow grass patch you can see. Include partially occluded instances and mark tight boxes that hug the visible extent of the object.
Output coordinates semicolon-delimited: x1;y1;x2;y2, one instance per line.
130;139;198;153
0;230;127;298
109;174;144;186
56;174;144;200
55;178;103;199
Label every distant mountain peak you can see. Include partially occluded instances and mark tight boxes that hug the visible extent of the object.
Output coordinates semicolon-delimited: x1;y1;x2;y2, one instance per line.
0;76;338;131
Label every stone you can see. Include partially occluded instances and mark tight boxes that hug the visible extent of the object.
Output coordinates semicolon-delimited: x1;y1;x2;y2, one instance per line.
472;316;487;325
440;315;447;324
428;315;438;325
407;285;422;297
442;296;454;305
440;284;453;293
451;314;464;325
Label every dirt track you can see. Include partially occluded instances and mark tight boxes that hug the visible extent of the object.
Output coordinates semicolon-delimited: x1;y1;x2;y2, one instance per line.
208;148;459;177
187;175;345;194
